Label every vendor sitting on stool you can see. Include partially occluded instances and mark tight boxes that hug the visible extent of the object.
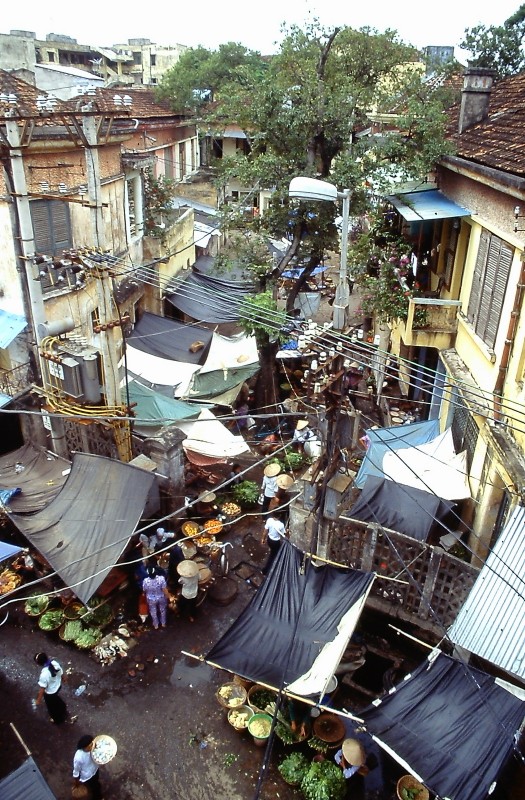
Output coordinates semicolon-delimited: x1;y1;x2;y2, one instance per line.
139;527;175;558
334;738;368;779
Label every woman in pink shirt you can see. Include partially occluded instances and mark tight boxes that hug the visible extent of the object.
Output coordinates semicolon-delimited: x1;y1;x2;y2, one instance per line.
142;565;170;629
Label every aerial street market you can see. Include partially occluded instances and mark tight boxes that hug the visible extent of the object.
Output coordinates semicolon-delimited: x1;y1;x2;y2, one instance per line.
0;9;525;800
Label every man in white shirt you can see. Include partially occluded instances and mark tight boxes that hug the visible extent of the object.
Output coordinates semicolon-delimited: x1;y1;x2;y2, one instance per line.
261;512;287;574
72;735;102;799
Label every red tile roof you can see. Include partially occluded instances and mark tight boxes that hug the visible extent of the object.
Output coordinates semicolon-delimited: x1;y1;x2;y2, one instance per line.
446;72;525;177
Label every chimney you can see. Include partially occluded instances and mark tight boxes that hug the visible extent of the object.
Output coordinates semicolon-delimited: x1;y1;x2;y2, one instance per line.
458;66;496;133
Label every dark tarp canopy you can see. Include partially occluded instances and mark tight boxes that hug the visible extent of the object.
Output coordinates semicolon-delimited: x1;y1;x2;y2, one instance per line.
0;757;56;800
7;453;155;603
360;651;524;800
207;543;374;693
0;444;69;512
167;257;256;324
127;312;213;364
347;476;454;541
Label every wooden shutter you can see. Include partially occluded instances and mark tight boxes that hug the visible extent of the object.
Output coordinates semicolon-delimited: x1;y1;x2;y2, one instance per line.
31;200;72;255
479;236;514;347
468;228;489;324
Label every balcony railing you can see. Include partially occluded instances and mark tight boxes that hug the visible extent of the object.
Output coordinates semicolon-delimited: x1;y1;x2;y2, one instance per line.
0;362;34;397
330;518;478;638
397;296;462;348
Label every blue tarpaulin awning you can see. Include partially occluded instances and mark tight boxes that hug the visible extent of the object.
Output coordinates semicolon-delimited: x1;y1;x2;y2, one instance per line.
0;310;27;349
0;538;22;562
386;190;471;222
281;265;327;279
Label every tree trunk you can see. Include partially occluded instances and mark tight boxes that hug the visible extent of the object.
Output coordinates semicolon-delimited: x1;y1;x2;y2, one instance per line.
254;335;281;425
285;251;322;313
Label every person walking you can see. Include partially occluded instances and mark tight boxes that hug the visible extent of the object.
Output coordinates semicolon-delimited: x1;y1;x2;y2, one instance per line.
142;565;170;629
261;511;287;575
260;462;281;514
34;652;68;724
177;560;199;622
72;735;102;800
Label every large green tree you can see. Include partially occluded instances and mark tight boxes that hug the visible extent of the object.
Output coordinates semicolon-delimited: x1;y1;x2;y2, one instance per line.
159;23;456;409
460;6;525;77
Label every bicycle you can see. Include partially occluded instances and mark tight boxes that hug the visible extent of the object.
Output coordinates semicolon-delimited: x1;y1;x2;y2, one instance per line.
210;541;233;577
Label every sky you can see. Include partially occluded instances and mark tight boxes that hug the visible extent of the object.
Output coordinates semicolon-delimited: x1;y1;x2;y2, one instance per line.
0;1;521;56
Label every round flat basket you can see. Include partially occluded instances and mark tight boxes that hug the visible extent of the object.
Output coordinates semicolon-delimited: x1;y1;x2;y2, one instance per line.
227;704;254;731
397;775;429;800
71;784;90;799
203;518;223;537
216;681;248;709
63;602;86;620
38;609;64;631
91;734;117;765
247;684;278;714
24;594;50;617
313;712;346;744
181;521;200;538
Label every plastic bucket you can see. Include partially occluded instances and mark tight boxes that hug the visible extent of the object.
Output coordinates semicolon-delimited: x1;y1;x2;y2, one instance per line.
247;713;272;746
320;675;338;706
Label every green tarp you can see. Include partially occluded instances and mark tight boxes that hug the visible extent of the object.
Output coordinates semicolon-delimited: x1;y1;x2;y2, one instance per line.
125;381;202;436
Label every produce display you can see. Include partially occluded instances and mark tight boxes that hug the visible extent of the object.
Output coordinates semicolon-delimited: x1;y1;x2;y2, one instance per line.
248;716;272;738
75;627;103;649
64;602;85;620
61;619;83;642
194;533;215;548
248;687;277;712
83;599;113;627
204;519;223;535
228;707;252;729
24;593;49;616
182;521;200;537
0;568;21;594
217;682;247;708
38;609;65;631
91;735;117;765
221;502;241;516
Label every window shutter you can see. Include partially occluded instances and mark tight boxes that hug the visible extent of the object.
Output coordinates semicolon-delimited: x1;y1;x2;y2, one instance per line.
483;239;512;348
468;229;488;323
31;200;72;255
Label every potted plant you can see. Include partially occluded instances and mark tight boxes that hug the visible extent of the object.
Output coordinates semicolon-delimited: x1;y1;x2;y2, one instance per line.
300;760;346;800
232;480;260;508
278;752;309;786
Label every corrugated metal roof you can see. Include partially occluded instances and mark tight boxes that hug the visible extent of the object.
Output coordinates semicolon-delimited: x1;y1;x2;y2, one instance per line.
0;310;27;349
386;189;471;222
448;505;525;679
0;757;56;800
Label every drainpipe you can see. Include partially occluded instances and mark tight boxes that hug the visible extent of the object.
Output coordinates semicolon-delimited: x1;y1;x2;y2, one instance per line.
493;260;525;420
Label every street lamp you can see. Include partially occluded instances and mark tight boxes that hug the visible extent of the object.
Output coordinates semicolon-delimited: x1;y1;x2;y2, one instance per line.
289;176;351;330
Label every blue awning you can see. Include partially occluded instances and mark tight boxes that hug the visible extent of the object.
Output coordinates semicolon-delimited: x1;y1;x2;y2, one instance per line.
0;309;27;349
282;265;327;279
386;189;471;222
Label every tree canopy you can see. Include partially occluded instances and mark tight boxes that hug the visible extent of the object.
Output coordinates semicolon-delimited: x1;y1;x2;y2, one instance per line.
159;23;457;304
460;5;525;77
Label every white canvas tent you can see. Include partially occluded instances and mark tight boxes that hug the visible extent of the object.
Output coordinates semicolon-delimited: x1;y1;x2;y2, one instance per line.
176;409;250;460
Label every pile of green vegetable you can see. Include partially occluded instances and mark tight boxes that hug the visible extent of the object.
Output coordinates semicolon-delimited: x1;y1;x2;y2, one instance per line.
38;609;64;631
24;593;49;616
248;688;277;712
300;760;346;800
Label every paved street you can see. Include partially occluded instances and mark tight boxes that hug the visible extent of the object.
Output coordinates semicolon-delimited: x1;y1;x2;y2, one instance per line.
0;518;303;800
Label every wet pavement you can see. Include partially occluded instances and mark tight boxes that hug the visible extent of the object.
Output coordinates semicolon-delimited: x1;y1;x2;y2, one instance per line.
0;517;297;799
